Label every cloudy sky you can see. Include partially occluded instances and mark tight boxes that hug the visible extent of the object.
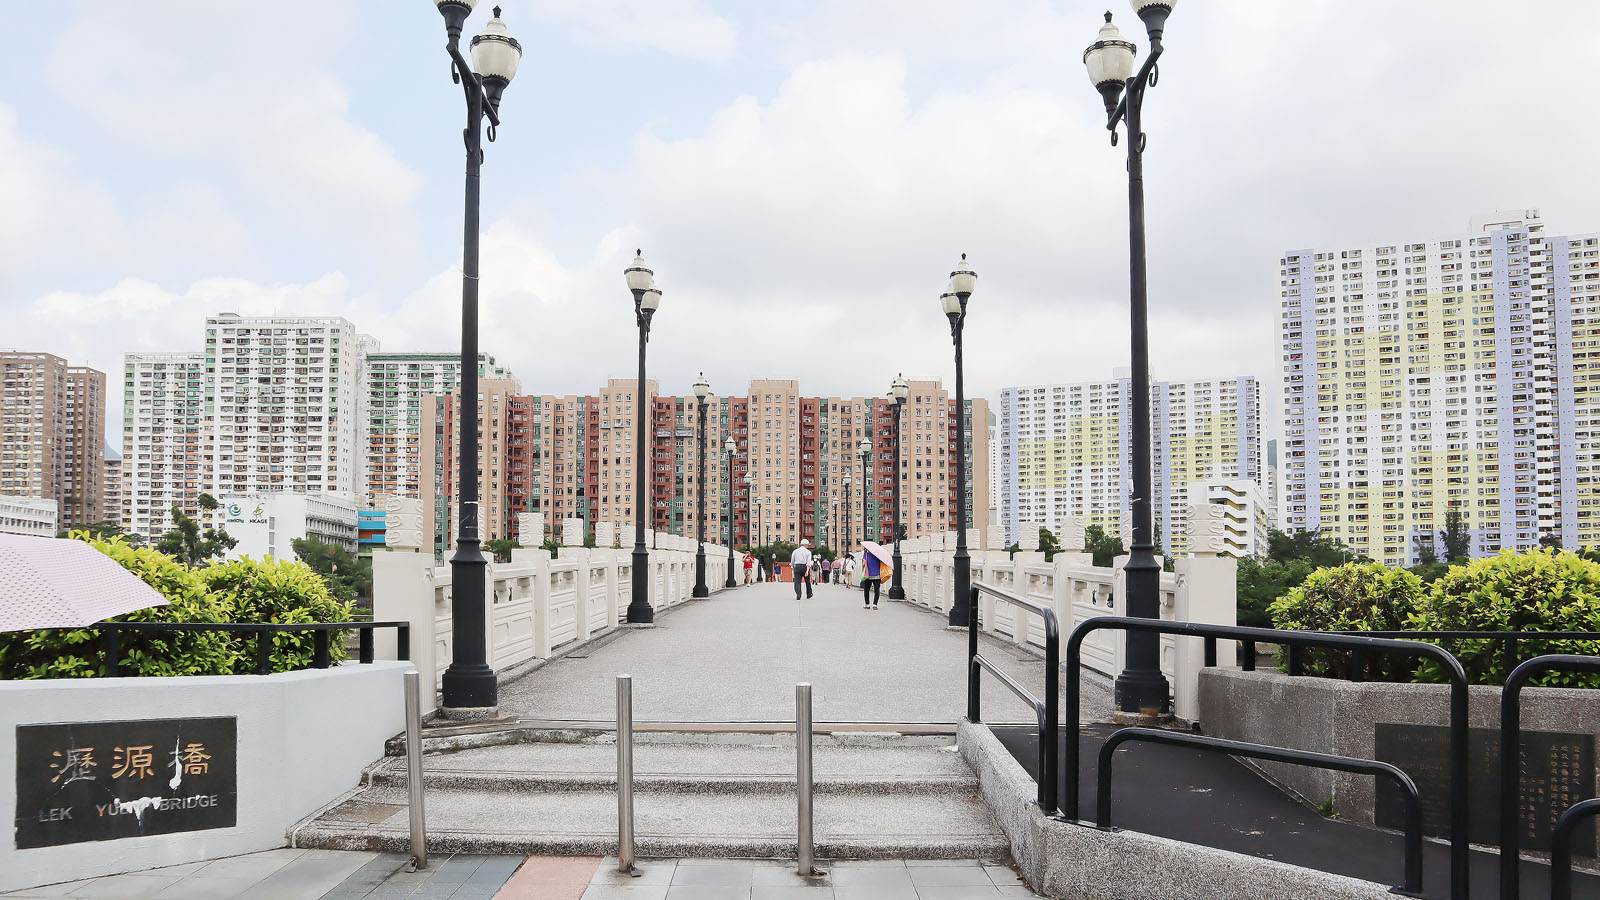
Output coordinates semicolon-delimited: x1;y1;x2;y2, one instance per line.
4;0;1598;451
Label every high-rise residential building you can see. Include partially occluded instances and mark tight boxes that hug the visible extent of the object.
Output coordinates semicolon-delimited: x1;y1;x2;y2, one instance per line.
1280;209;1600;565
207;314;371;499
104;450;123;530
362;352;516;505
122;352;206;542
997;372;1261;555
419;377;990;560
1;352;106;528
1193;478;1273;558
0;497;58;537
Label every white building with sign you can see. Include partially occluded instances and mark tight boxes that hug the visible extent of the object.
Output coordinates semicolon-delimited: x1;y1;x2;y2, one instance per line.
215;493;357;560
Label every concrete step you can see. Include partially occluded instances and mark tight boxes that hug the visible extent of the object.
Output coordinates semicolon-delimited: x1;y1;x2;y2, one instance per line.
295;730;1009;860
293;783;1009;860
367;732;978;795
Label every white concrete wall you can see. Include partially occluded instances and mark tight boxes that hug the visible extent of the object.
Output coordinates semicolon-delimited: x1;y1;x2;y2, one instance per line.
373;541;734;713
900;541;1237;721
0;662;409;892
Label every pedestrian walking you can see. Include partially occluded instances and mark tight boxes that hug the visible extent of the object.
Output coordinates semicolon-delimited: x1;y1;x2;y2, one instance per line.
743;552;754;585
790;540;814;600
861;547;882;609
819;555;831;586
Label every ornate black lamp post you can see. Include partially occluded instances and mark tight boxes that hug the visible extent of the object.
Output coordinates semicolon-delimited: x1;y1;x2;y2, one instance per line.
724;436;737;588
692;373;712;598
888;374;909;600
858;438;871;550
830;497;840;572
431;0;522;713
942;256;977;627
1084;2;1176;718
624;252;663;623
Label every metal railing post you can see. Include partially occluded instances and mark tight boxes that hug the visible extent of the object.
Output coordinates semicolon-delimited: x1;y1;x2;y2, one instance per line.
404;670;427;871
797;682;818;876
617;674;636;873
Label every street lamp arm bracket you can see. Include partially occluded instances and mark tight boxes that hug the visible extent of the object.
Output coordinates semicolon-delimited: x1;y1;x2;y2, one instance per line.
446;41;502;129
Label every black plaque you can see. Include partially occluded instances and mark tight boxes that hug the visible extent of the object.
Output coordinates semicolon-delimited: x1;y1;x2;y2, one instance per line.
1374;723;1594;851
14;717;236;849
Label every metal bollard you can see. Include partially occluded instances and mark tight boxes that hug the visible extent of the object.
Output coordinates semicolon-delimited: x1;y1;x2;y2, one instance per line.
617;674;636;874
796;682;819;876
403;670;427;871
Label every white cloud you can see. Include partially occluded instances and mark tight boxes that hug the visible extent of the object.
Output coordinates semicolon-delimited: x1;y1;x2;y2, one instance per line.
525;0;738;62
44;1;422;274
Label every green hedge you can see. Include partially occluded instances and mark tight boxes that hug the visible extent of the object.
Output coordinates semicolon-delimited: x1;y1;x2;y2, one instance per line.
1411;549;1600;687
1266;549;1600;687
0;535;354;680
1267;562;1424;679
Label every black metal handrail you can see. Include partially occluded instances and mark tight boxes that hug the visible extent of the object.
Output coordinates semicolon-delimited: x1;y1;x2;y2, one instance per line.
94;620;411;677
1096;727;1424;897
967;582;1059;816
1551;798;1600;900
1499;654;1600;900
1310;630;1600;682
1067;616;1472;900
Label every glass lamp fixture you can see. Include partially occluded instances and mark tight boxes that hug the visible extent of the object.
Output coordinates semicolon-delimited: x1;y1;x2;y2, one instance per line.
725;437;736;454
1130;0;1176;41
624;251;655;293
693;373;711;399
941;290;962;318
949;253;977;297
470;7;522;108
892;374;909;401
1083;13;1137;114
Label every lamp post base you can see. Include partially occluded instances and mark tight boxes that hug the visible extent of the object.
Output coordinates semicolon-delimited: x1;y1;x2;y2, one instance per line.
437;705;500;722
627;546;654;624
440;664;498;712
1112;667;1171;719
693;549;709;598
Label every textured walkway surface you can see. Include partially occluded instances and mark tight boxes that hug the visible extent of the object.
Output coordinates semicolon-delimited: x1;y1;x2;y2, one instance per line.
498;581;1111;724
2;852;1043;899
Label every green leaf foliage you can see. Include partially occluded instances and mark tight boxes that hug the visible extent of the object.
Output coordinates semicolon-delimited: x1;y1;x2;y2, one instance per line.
0;534;233;679
201;556;355;674
1410;549;1600;687
1;534;355;680
1268;562;1425;679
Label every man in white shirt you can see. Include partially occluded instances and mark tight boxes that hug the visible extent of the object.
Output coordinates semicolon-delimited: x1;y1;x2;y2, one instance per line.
790;539;814;600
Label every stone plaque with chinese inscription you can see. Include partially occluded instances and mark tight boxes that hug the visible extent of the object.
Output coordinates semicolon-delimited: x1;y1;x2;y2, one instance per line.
1374;723;1594;851
14;717;236;849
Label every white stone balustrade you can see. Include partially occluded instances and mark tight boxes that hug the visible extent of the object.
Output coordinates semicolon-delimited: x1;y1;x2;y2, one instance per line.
897;539;1237;722
372;538;735;713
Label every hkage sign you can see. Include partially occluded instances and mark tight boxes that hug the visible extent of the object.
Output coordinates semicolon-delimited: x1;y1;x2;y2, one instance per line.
14;717;236;849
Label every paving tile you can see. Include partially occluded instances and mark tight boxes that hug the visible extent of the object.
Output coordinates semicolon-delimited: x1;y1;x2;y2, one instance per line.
833;888;916;900
663;888;746;900
751;887;835;899
195;857;293;880
908;866;994;887
750;867;826;886
150;877;259;899
905;859;981;867
825;860;905;868
668;864;751;886
993;887;1039;898
914;887;1006;900
577;886;670;900
3;879;102;898
589;865;675;887
65;876;183;900
980;866;1021;887
829;866;913;888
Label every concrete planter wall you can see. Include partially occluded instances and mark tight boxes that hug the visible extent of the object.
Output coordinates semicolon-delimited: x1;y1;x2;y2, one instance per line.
1199;667;1600;854
0;662;409;893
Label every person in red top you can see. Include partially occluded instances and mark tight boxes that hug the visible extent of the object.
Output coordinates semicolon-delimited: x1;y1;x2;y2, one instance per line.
742;552;754;585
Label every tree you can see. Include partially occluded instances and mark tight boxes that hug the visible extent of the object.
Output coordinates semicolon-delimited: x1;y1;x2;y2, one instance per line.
1439;503;1472;565
61;521;143;547
155;502;237;567
291;537;373;602
1038;526;1062;562
1414;532;1438;566
1540;533;1564;551
483;538;520;563
1266;528;1360;567
1083;525;1125;568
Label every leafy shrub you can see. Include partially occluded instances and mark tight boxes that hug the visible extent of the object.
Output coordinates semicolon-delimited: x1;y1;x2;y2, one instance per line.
0;535;233;679
1268;562;1425;678
201;556;355;674
1411;549;1600;686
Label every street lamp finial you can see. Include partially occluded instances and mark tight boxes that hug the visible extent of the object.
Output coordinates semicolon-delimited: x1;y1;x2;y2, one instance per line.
493;6;502;16
1104;10;1113;22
